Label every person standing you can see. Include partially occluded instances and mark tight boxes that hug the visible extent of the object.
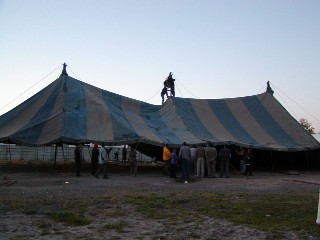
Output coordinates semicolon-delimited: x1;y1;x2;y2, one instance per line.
219;145;231;178
95;144;109;179
162;144;171;176
164;72;175;97
170;148;178;179
74;144;82;177
122;145;127;163
114;148;120;161
106;147;112;160
196;144;206;178
235;146;246;175
190;145;197;175
91;144;99;175
128;147;138;176
245;148;253;176
161;84;168;104
205;142;217;178
179;142;191;183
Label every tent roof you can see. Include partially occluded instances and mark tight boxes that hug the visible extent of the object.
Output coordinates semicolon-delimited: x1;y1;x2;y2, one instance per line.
313;134;320;143
0;73;319;152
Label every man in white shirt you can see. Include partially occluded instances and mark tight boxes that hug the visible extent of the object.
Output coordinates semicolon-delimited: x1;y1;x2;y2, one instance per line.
94;144;109;179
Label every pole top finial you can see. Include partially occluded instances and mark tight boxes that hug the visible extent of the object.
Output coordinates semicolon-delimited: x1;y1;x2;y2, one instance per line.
61;63;68;76
266;81;274;95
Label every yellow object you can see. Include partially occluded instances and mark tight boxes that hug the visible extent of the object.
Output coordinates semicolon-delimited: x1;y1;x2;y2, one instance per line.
163;146;171;161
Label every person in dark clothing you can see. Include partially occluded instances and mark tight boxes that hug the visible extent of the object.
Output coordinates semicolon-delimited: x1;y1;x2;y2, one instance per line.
219;145;231;178
179;142;191;183
235;146;246;175
91;144;99;175
122;145;127;163
170;148;178;179
74;144;82;177
164;72;175;97
245;148;253;176
128;147;138;176
161;84;168;104
114;148;120;161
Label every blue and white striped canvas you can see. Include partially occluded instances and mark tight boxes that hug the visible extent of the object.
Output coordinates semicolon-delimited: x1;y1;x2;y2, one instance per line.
0;74;319;151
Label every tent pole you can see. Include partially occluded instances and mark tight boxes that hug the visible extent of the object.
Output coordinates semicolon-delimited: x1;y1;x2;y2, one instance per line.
35;146;38;162
270;150;273;172
61;144;65;170
54;144;58;169
8;143;12;169
290;152;294;170
34;146;39;174
42;146;45;164
87;145;92;172
20;145;23;164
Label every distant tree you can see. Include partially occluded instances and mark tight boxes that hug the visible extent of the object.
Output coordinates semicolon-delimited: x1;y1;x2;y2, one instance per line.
299;118;315;134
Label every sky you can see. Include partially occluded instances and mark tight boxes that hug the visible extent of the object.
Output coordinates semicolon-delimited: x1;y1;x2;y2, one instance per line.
0;0;320;133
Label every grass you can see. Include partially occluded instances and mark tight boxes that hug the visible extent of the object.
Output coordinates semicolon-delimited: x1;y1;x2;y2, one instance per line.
103;220;128;233
1;193;92;226
201;193;318;231
2;175;320;238
125;192;320;238
49;210;91;226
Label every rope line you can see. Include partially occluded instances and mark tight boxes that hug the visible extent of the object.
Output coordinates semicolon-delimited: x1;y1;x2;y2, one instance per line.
271;82;320;123
274;88;299;120
67;65;81;80
176;84;184;98
257;83;266;94
176;79;200;99
0;64;61;113
144;84;163;103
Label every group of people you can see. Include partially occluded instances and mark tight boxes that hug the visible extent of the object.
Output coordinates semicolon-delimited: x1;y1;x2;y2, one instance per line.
74;142;253;180
74;144;138;178
163;142;253;183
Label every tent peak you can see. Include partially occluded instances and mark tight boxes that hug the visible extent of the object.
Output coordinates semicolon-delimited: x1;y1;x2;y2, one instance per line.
266;81;274;95
60;63;68;76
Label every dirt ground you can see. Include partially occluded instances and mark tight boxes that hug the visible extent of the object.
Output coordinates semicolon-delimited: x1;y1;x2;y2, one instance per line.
1;165;320;240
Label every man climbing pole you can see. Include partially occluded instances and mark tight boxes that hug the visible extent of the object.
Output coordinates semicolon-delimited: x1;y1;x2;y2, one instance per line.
161;83;168;104
164;72;175;97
